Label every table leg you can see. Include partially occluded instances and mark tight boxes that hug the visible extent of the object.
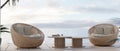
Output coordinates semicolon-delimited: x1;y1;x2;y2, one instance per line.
72;38;82;48
54;38;65;48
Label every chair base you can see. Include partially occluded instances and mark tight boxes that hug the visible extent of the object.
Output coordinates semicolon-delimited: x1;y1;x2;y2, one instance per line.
93;44;112;46
17;47;39;49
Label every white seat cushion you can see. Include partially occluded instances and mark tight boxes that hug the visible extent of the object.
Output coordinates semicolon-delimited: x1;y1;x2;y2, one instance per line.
90;33;113;38
24;34;42;39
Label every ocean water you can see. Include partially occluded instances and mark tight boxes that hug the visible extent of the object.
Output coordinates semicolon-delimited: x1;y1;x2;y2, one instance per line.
41;28;89;37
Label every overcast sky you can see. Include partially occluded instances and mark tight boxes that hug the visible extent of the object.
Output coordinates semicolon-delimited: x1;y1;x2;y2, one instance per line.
1;0;120;28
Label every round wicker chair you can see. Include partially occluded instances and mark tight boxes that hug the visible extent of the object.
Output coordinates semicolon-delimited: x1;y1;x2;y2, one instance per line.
88;24;119;46
11;23;44;48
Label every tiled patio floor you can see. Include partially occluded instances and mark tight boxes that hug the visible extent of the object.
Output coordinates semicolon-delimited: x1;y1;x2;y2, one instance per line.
1;41;120;51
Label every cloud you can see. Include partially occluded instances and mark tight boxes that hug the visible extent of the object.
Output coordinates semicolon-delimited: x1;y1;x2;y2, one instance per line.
74;7;120;13
44;0;59;7
69;0;120;13
72;2;120;13
32;20;97;28
32;17;120;28
97;17;120;26
108;18;120;25
2;0;120;28
1;7;80;24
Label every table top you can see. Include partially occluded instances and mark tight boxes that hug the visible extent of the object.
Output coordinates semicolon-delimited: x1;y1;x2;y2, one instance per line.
48;36;88;39
48;36;72;38
72;37;88;39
